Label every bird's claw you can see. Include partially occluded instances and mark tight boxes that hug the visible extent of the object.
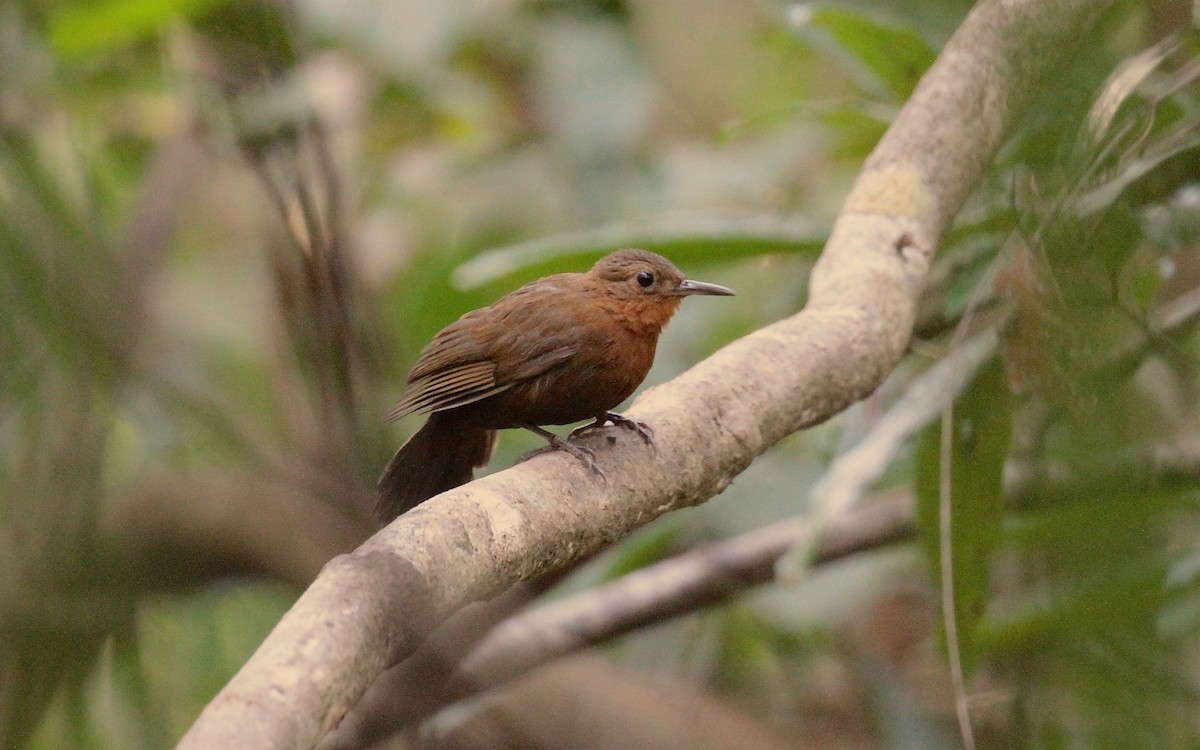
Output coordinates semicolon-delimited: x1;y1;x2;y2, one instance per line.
519;436;605;478
610;413;655;446
570;412;655;447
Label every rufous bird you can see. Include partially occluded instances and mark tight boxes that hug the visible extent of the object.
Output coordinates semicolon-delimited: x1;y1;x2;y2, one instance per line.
377;249;734;521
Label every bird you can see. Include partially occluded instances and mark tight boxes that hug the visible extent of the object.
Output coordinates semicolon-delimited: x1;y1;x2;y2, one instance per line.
376;248;734;522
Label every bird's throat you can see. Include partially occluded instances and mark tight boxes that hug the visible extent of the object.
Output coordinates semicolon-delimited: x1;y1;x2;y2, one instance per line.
603;295;683;336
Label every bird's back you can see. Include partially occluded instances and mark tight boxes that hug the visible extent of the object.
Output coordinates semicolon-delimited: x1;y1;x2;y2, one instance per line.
391;270;661;428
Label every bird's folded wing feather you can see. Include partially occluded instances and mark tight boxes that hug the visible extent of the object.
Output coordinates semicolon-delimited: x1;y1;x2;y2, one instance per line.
386;360;508;420
387;277;596;421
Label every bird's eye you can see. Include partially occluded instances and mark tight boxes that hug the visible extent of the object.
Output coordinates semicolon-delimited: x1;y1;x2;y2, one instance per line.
635;270;654;288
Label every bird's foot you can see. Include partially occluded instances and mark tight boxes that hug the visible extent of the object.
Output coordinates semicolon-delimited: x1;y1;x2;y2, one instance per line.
570;411;654;447
518;424;605;477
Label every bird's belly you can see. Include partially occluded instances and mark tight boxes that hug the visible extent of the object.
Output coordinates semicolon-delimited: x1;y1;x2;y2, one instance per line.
515;359;646;425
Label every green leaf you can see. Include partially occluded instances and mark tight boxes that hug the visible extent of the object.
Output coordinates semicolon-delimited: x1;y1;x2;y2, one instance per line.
806;7;936;103
451;213;827;291
0;135;124;382
48;0;232;58
915;357;1011;675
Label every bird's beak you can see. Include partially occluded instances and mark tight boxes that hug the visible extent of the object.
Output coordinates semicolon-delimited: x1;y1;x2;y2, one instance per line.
674;278;735;297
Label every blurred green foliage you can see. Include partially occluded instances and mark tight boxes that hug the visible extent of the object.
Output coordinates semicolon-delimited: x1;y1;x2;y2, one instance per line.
48;0;232;58
1;0;1200;748
916;358;1011;675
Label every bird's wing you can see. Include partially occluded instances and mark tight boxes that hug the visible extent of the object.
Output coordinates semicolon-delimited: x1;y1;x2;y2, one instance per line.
387;274;600;421
386;359;509;420
387;309;503;420
482;277;610;383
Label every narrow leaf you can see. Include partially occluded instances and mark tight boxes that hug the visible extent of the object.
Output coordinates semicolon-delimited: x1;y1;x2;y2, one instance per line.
915;357;1011;674
451;213;826;290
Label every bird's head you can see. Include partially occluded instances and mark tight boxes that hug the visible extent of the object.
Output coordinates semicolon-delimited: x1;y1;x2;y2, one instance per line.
588;249;734;331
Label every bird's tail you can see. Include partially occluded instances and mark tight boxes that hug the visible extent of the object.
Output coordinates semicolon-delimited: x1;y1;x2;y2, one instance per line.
376;412;496;522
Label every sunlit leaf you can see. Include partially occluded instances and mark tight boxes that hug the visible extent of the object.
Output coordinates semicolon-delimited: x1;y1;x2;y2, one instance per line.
48;0;233;58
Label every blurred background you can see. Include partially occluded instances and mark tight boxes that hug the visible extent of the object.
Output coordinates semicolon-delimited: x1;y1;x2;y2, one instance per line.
2;0;1200;747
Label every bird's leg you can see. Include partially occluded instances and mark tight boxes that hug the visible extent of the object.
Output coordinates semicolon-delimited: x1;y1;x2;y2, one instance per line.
570;411;654;446
517;423;604;476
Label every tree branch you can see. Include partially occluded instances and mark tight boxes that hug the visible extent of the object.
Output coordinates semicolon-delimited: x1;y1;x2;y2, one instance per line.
448;493;914;703
423;655;805;750
319;494;912;749
317;575;569;750
177;1;1112;747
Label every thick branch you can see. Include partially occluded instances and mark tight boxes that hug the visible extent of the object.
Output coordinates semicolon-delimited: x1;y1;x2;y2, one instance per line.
322;494;912;748
317;572;573;750
450;494;914;701
177;1;1111;747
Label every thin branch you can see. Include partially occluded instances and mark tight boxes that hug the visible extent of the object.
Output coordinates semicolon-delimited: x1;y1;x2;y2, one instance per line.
425;655;802;750
447;494;914;705
177;2;1112;747
321;496;911;746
